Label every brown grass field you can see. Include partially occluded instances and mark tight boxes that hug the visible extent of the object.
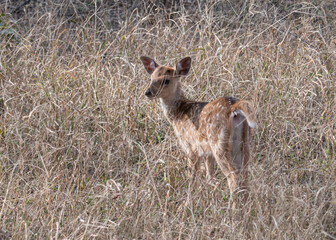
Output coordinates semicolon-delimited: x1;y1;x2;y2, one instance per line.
0;0;335;239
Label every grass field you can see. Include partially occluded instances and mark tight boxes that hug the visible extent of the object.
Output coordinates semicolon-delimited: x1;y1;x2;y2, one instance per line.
0;1;335;239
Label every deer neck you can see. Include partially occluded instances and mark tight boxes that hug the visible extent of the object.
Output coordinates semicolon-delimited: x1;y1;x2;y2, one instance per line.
159;85;189;122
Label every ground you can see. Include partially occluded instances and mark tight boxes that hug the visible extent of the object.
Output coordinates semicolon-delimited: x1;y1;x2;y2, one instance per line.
0;0;335;239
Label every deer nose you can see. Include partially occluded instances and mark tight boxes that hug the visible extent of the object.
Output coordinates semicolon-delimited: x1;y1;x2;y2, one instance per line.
145;89;152;97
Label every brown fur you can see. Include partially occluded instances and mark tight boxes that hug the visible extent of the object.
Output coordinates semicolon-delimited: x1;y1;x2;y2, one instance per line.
140;56;257;198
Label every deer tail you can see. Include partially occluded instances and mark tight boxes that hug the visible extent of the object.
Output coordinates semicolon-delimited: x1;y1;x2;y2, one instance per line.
231;101;257;128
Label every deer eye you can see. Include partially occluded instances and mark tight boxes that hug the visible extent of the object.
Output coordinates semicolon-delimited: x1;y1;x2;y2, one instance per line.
164;79;170;85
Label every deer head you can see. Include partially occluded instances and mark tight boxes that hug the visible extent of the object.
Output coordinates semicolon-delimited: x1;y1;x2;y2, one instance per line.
140;56;191;101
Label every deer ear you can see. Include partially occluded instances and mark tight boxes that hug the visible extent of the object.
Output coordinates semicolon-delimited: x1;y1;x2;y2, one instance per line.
175;57;191;76
140;56;158;74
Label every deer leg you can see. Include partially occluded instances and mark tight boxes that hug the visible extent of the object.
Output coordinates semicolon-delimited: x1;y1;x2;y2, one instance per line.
235;126;251;202
229;115;252;203
227;171;238;196
186;152;199;181
210;147;239;196
238;141;251;202
240;133;250;190
205;155;215;181
238;169;249;203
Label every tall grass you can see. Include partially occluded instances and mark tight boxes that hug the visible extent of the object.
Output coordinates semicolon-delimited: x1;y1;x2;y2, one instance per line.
0;0;335;239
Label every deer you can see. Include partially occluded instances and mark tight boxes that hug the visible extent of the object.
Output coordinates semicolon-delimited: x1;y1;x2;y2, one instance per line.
140;56;257;200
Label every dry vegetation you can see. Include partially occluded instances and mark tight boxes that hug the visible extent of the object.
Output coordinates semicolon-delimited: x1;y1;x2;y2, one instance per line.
0;0;335;239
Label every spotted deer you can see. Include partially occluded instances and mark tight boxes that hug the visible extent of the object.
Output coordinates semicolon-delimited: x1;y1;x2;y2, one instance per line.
140;56;257;197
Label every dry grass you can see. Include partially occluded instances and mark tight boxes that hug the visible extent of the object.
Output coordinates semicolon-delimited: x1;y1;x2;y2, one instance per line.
0;0;335;239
